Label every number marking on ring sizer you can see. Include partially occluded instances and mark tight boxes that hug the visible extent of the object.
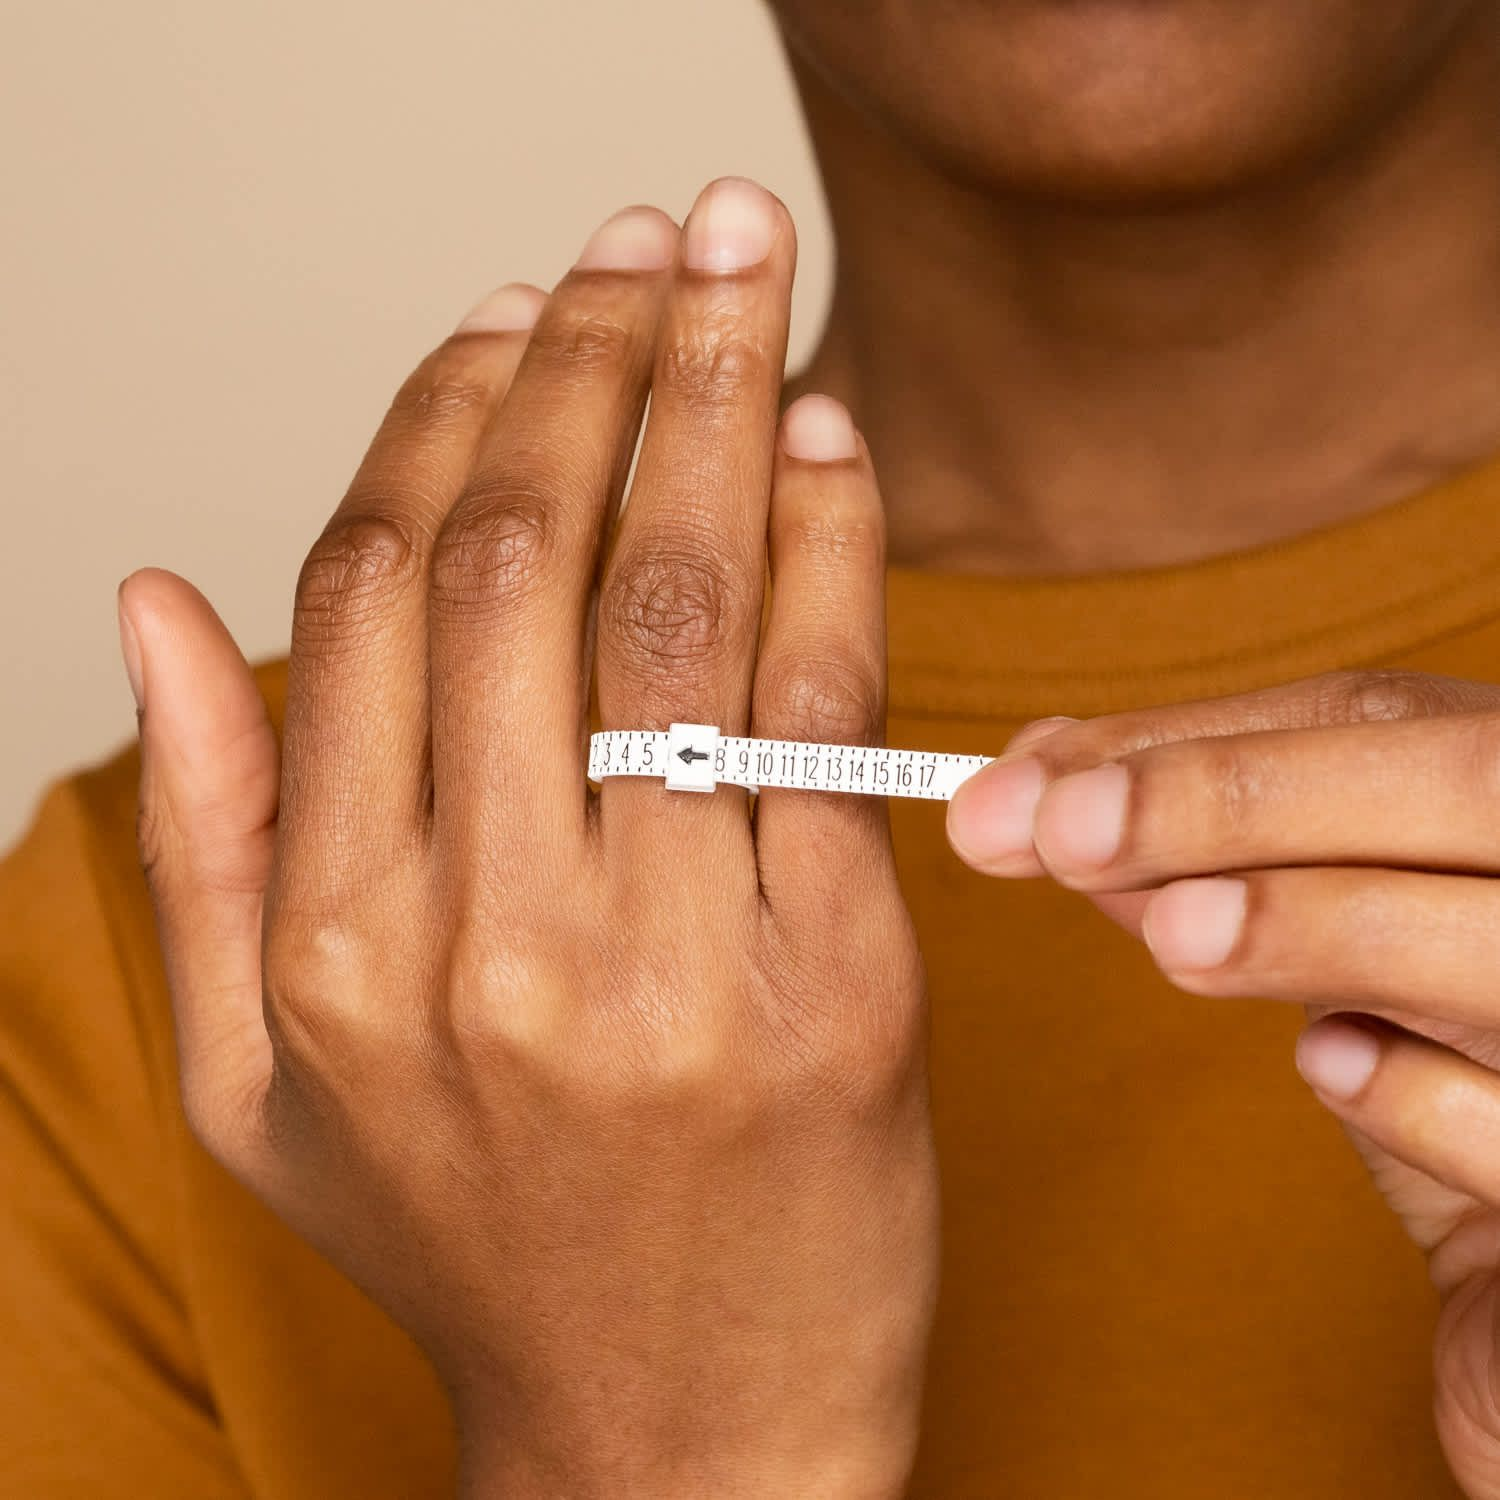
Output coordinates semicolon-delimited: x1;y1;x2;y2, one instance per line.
588;724;994;802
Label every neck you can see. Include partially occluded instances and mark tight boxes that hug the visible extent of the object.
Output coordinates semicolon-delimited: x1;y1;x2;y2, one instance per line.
788;31;1500;575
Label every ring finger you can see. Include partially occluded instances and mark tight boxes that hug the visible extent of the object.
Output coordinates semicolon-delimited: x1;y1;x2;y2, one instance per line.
596;177;797;877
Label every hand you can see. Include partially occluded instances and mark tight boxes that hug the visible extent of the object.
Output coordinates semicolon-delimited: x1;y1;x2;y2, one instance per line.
119;179;937;1499
947;669;1500;1495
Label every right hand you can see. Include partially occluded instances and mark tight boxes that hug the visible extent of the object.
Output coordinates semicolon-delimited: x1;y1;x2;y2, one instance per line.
119;178;938;1498
948;675;1500;1495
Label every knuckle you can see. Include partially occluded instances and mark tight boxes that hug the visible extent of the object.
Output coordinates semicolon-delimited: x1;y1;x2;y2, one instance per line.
389;349;498;429
527;309;636;383
341;460;452;536
440;939;554;1058
429;484;554;616
1202;742;1265;846
630;1019;735;1105
578;1032;758;1142
558;953;747;1113
780;511;883;566
763;929;926;1104
602;542;737;667
1145;740;1263;853
295;514;421;644
1316;669;1453;726
798;994;924;1113
657;318;768;412
756;652;880;745
262;914;368;1059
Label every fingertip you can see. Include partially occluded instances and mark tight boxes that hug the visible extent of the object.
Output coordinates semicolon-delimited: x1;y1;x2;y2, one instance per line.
767;396;884;570
682;176;794;273
1296;1016;1382;1103
780;393;859;463
574;206;678;273
119;569;207;713
119;570;277;902
945;758;1047;877
119;565;211;621
120;570;266;761
118;569;235;678
117;564;168;623
455;281;547;334
1031;763;1130;881
1141;877;1247;976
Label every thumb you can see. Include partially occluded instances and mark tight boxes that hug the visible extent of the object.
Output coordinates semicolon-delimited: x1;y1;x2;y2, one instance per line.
119;567;277;1179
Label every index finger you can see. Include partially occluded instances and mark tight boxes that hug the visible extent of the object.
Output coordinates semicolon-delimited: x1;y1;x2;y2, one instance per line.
1032;711;1500;894
948;669;1500;878
1034;669;1497;773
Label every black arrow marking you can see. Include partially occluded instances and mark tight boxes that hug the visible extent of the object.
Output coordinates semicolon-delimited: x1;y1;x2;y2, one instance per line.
677;746;710;765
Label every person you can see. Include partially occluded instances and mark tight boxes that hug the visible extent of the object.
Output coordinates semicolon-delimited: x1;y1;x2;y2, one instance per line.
6;1;1500;1493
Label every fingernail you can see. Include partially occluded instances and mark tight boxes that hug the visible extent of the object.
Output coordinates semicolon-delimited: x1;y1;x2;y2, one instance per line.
1143;878;1246;973
1034;763;1129;875
1296;1020;1380;1101
117;588;145;711
781;394;857;462
575;205;677;272
455;282;546;334
682;177;778;272
947;757;1046;874
1000;716;1079;760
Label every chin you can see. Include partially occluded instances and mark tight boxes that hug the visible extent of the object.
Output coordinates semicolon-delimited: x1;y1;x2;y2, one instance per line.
775;0;1482;207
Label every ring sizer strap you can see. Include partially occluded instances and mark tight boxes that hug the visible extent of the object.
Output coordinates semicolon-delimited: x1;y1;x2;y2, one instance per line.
588;724;993;802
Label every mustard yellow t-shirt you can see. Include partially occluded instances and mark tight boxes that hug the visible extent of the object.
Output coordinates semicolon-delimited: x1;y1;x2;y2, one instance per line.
10;457;1500;1496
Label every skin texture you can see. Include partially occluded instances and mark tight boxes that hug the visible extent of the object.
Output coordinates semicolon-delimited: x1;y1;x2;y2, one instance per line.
777;1;1500;573
947;677;1500;1494
772;0;1480;203
120;183;937;1499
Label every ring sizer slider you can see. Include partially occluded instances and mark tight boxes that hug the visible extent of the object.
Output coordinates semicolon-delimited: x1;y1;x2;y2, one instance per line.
588;725;993;803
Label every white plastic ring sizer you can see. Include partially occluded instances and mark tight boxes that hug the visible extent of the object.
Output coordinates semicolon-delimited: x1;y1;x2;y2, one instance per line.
588;724;993;802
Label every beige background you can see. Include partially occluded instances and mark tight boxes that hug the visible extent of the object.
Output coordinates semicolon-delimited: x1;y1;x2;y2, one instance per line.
2;1;827;850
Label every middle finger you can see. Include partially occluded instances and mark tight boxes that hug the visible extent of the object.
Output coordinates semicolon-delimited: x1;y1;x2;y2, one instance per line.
427;206;677;866
1142;865;1500;1030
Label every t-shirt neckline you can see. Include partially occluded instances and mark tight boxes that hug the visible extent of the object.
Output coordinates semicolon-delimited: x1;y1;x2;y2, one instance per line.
887;449;1500;723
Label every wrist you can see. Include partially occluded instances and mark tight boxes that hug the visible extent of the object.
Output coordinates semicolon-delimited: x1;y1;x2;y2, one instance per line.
454;1402;916;1500
460;1456;911;1500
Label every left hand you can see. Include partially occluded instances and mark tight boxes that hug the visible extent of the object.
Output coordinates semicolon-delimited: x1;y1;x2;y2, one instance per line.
122;180;936;1499
946;668;1500;1496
